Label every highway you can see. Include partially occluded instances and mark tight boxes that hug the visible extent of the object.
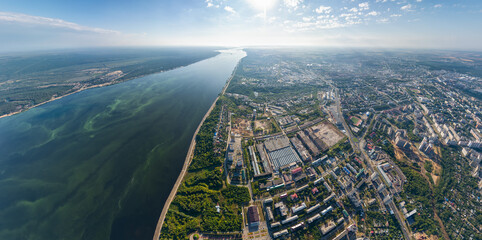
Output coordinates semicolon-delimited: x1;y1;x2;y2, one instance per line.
334;88;359;154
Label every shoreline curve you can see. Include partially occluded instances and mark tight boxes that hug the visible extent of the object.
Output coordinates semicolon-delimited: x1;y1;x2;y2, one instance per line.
0;53;222;120
152;59;240;240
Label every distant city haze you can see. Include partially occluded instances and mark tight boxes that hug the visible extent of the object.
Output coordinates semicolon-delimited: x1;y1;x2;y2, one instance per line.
0;0;481;52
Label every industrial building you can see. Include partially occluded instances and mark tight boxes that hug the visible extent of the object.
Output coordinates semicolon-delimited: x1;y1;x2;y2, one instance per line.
247;206;260;227
262;136;302;170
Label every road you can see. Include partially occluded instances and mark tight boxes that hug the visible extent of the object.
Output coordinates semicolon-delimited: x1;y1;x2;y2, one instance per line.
388;200;411;240
334;88;359;154
333;88;412;240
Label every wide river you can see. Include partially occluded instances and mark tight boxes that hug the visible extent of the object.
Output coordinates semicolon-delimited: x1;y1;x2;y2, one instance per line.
0;49;246;240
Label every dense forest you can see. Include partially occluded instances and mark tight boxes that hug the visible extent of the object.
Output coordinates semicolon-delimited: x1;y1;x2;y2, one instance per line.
189;103;223;170
161;99;250;240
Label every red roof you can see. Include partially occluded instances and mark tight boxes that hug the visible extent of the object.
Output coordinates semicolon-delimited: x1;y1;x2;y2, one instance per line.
291;167;303;175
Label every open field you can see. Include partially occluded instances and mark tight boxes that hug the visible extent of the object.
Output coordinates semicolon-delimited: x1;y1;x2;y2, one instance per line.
232;118;253;137
311;121;345;148
254;119;272;135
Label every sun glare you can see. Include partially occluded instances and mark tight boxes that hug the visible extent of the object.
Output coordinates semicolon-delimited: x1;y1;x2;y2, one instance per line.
246;0;277;12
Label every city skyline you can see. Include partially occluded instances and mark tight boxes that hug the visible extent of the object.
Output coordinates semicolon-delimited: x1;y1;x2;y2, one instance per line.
0;0;481;52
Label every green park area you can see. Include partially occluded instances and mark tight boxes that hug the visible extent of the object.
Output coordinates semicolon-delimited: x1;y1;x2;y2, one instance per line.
160;100;250;240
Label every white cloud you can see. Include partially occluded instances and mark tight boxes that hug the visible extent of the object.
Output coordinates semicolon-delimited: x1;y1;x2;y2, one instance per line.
434;4;442;8
390;14;402;17
254;12;265;19
349;7;359;13
205;0;220;8
376;0;387;2
401;4;412;11
205;0;214;7
358;2;370;11
378;18;389;23
224;6;236;14
315;5;332;14
340;13;359;23
285;6;375;33
340;13;352;18
416;0;422;2
0;11;119;34
284;0;303;8
286;17;347;32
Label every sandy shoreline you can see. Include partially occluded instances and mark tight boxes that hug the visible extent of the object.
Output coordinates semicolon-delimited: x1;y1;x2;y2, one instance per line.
152;61;240;240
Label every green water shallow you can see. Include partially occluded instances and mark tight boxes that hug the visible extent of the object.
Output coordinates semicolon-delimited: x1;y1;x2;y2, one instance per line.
0;49;246;240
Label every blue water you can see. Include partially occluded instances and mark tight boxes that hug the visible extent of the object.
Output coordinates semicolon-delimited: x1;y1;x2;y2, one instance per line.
0;49;246;240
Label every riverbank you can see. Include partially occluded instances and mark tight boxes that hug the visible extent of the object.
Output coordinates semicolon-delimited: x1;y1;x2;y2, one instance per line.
0;52;222;120
152;60;241;240
0;49;245;240
0;81;117;119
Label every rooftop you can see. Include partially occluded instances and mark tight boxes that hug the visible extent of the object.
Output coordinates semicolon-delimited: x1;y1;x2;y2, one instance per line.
247;206;260;224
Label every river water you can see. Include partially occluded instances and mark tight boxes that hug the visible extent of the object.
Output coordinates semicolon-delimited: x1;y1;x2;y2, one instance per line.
0;49;245;240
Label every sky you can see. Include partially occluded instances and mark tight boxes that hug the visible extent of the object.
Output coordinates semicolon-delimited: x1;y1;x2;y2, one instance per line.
0;0;481;52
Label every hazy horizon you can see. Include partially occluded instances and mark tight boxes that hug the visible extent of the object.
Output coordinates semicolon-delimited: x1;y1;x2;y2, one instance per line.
1;0;481;52
1;45;482;56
